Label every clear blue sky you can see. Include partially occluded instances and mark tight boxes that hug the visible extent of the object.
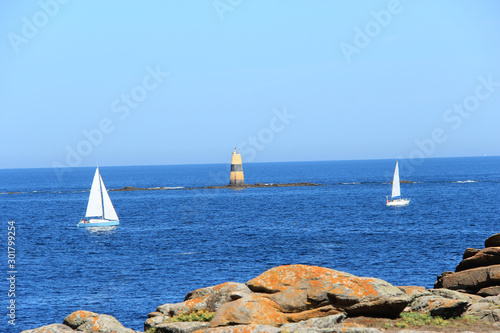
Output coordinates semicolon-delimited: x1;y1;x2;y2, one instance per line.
1;0;499;169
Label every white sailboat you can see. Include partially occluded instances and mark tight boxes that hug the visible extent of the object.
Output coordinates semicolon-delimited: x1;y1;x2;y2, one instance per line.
77;167;119;227
386;161;410;206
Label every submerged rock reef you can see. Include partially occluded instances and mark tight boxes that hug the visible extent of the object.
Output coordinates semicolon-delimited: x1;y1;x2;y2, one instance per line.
109;183;320;191
22;233;500;333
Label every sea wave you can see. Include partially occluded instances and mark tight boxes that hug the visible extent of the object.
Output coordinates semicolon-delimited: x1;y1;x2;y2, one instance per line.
453;180;478;184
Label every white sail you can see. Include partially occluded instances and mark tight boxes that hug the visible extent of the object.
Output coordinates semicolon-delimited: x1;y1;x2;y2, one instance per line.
85;167;103;217
100;176;119;221
391;161;401;198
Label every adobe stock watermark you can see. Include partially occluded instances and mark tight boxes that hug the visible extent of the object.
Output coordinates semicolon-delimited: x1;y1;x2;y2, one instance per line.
7;0;71;54
213;0;243;21
51;65;169;181
238;107;296;162
399;74;499;175
340;0;403;63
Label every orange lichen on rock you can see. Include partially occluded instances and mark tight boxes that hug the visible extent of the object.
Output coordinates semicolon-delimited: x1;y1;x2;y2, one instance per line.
329;276;378;298
245;264;409;320
91;315;101;331
184;296;204;311
63;310;99;329
284;305;341;322
247;264;348;293
248;265;379;300
211;294;287;327
154;265;409;330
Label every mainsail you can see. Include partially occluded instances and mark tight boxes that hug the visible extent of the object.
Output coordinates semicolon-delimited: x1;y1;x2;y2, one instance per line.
391;161;401;198
86;168;103;217
85;167;119;220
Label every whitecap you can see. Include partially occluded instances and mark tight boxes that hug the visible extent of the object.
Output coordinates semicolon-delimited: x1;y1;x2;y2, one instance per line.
175;251;198;255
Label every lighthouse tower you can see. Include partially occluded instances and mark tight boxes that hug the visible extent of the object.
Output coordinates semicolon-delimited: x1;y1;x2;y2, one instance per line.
229;148;244;186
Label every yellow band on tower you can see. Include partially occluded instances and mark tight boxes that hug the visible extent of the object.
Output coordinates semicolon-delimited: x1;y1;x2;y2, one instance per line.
229;149;244;186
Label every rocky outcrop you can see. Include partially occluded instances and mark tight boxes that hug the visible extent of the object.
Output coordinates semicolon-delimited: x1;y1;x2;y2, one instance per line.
21;310;137;333
456;247;500;272
485;233;500;248
63;310;136;333
148;264;410;332
464;295;500;322
435;233;500;296
436;265;500;293
211;294;341;327
21;324;75;333
407;289;473;318
145;282;251;331
463;247;481;259
244;265;409;318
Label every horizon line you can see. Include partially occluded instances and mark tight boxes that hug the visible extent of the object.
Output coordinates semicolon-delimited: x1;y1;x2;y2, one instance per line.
0;154;497;171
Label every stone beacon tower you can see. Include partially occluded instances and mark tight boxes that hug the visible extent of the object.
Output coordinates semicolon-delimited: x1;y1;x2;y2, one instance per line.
229;148;244;186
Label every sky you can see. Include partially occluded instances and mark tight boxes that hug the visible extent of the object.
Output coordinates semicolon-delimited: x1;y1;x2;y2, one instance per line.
1;0;500;169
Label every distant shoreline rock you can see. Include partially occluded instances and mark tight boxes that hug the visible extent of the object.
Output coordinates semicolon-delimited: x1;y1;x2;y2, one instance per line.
108;186;180;191
202;182;320;189
109;182;320;192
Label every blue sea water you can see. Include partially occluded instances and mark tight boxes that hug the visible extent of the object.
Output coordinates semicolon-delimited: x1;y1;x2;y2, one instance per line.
1;157;499;331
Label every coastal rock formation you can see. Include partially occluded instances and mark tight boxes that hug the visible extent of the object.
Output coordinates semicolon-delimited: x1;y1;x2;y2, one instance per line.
456;247;500;272
408;293;470;318
211;294;341;327
21;324;75;333
245;265;409;318
62;310;136;333
21;310;137;333
437;265;500;293
485;233;500;248
202;182;320;189
148;264;410;331
145;282;251;330
435;233;500;296
110;183;320;192
464;295;500;322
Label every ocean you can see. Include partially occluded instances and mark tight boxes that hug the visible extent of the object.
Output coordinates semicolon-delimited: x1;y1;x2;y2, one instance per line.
1;157;499;331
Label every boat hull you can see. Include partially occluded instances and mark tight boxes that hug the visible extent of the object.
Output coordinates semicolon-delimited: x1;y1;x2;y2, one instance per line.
77;219;119;228
386;198;410;207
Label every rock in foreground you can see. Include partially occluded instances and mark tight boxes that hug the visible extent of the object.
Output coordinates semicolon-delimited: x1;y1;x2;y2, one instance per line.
21;310;137;333
148;264;410;331
435;233;500;297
